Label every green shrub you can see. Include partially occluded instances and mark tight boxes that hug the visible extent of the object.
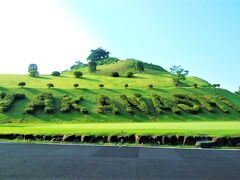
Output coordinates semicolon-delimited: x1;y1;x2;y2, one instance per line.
218;96;240;113
151;94;180;114
52;71;60;76
97;95;120;114
74;71;83;78
120;94;149;114
111;72;120;77
148;84;154;89
24;93;54;114
126;72;134;78
60;95;88;113
213;84;220;88
18;82;26;88
0;92;25;112
73;83;79;89
189;95;214;112
173;94;201;114
47;83;54;89
99;84;104;88
124;84;129;89
193;83;198;88
120;95;134;114
204;96;229;113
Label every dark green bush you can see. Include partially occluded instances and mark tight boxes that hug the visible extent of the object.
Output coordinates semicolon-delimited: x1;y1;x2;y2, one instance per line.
111;72;120;77
18;82;26;88
24;93;54;114
0;92;25;112
124;84;129;88
74;71;83;78
148;84;154;89
193;83;198;88
47;83;54;89
126;72;134;78
73;83;79;88
99;84;104;88
52;71;60;76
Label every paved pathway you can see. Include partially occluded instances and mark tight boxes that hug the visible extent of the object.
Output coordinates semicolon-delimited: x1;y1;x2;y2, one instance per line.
0;143;240;179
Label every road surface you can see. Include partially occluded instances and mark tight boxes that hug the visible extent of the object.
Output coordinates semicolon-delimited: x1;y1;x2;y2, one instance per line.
0;143;239;179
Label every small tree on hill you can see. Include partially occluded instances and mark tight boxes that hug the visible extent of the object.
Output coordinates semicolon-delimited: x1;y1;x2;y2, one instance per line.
73;83;79;89
47;83;54;89
74;71;83;78
18;82;26;88
99;84;104;88
148;84;154;89
213;84;220;88
124;84;129;89
170;65;189;81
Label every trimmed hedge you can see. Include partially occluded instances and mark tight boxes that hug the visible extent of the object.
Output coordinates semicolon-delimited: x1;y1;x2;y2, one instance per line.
151;94;180;114
97;95;120;114
173;94;201;114
61;95;88;114
120;94;150;114
218;96;240;113
204;96;229;113
189;95;214;112
0;92;26;112
24;93;54;114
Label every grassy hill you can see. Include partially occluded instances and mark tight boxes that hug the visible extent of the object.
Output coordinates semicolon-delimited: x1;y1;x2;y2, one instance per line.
0;59;240;136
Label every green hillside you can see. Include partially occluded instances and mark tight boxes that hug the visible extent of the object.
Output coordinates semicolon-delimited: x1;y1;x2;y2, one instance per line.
0;59;240;136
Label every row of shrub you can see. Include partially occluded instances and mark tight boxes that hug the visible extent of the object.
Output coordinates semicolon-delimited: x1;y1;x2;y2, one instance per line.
173;94;201;114
218;96;240;113
151;94;181;114
24;93;55;114
204;96;229;113
120;94;150;114
1;92;239;115
188;95;214;112
111;71;135;78
97;95;120;114
0;92;25;112
60;95;88;114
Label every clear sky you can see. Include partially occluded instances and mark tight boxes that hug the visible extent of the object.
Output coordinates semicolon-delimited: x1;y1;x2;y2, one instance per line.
0;0;239;91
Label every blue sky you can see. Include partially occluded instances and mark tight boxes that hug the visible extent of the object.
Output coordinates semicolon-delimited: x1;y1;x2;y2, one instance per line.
0;0;239;91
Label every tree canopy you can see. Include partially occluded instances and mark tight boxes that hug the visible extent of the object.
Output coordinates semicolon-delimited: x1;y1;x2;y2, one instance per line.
87;48;110;62
170;65;189;80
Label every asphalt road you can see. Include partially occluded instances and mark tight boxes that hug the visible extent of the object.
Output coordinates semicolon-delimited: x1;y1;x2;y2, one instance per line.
0;143;240;180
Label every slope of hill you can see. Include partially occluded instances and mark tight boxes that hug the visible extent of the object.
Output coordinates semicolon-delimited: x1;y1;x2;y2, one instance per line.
0;59;239;136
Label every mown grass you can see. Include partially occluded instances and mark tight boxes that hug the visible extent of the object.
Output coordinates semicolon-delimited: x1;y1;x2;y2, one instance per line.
0;122;240;136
